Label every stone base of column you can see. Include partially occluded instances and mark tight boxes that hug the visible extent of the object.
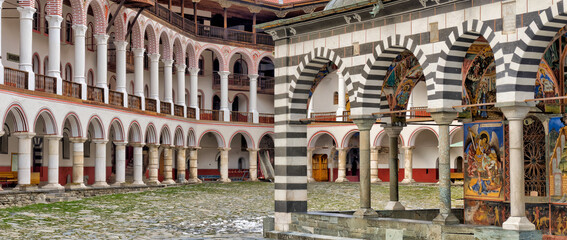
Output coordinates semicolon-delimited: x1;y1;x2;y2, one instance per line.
335;177;349;183
161;180;176;185
65;183;86;189
246;178;259;182
502;216;536;231
307;177;316;183
146;180;161;186
42;183;64;190
131;181;146;186
14;184;38;191
384;201;405;210
91;182;109;188
177;173;187;183
353;208;377;218
432;213;459;225
401;178;415;184
110;182;124;187
187;178;202;183
218;178;231;183
371;177;382;183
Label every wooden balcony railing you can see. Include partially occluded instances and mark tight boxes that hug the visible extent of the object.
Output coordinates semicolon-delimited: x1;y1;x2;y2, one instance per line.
227;28;253;43
35;74;56;94
63;80;81;99
87;85;104;102
259;113;274;124
160;101;171;114
109;90;123;106
256;34;274;45
145;98;157;112
128;94;141;110
259;76;274;94
4;67;28;89
311;112;337;121
174;104;184;117
108;50;135;73
410;107;431;118
200;109;223;121
230;111;251;123
197;24;225;40
187;107;196;119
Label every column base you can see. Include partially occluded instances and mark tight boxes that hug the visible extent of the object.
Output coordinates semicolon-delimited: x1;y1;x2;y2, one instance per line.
218;178;231;183
384;201;405;210
371;178;382;183
110;182;125;187
307;177;316;183
131;181;146;186
14;184;38;191
335;177;349;183
502;216;536;231
353;208;378;218
161;179;176;185
146;180;161;186
91;182;110;188
246;178;259;182
66;183;87;189
187;178;202;183
42;183;64;190
177;179;188;184
401;178;415;184
433;213;460;225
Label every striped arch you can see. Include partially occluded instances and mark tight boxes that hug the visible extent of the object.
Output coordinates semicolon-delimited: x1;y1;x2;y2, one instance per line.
112;9;128;41
159;124;172;145
172;36;185;65
228;130;254;149
145;123;157;144
44;0;62;16
87;115;105;139
34;108;58;135
373;130;405;147
3;103;29;132
127;121;143;143
62;112;82;137
196;44;226;71
187;128;196;147
84;0;108;34
308;131;337;148
228;48;256;74
158;29;173;60
143;22;158;54
67;0;85;26
173;126;184;146
108;118;125;142
127;13;144;49
341;129;359;148
359;34;431;114
505;1;567;102
185;41;197;68
198;129;226;148
408;127;438;147
436;19;503;108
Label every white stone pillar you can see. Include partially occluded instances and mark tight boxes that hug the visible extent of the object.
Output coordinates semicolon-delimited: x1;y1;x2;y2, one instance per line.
335;148;349;182
500;104;536;231
68;137;87;189
72;24;87;99
147;144;160;185
46;15;63;93
92;139;108;187
132;48;145;110
336;71;346;120
306;147;315;182
163;59;174;109
219;147;231;182
131;143;145;185
94;34;109;103
0;0;5;84
371;146;381;183
175;64;186;105
218;71;230;121
114;142;127;186
17;6;36;90
115;41;128;107
43;135;64;189
188;147;202;183
162;146;175;184
189;67;200;120
401;146;415;183
247;148;258;181
352;117;377;217
249;74;259;123
148;53;161;110
176;146;187;183
14;132;35;189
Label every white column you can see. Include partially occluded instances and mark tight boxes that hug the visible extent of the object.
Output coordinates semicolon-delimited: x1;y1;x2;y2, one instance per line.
247;148;258;181
335;148;349;182
306;147;315;182
401;146;415;183
218;71;230;121
162;146;175;184
43;135;64;189
189;67;200;120
114;142;127;185
163;59;174;102
72;24;87;99
0;0;5;84
132;48;145;110
336;71;346;120
371;146;381;183
95;34;109;103
115;41;128;107
68;137;87;189
249;74;259;123
132;143;145;185
14;132;35;189
175;64;186;105
92;139;109;187
17;6;36;90
176;146;187;183
45;15;63;93
147;144;160;185
187;147;202;183
219;147;231;182
148;53;161;111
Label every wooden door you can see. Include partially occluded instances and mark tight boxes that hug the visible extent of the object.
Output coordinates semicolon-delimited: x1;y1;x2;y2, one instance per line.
312;154;329;182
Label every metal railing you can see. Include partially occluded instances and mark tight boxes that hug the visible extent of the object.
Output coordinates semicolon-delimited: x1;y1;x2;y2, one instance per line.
200;109;223;121
109;90;123;106
174;104;184;117
128;94;142;110
187;107;196;119
160;101;171;114
35;74;56;94
259;113;274;124
5;67;28;89
145;98;157;112
230;111;251;123
63;80;81;99
87;85;104;102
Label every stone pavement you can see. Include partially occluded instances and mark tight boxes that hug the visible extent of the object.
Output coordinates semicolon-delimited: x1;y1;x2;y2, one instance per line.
0;182;462;239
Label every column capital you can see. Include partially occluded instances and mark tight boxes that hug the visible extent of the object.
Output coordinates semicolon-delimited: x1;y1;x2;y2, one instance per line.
430;110;457;125
162;59;174;66
246;148;259;152
69;137;88;143
496;102;534;121
372;146;381;150
113;141;128;146
147;143;160;148
218;147;231;151
175;64;186;72
13;132;36;139
218;71;230;78
175;145;188;150
336;148;347;152
148;53;160;62
72;24;88;36
43;135;63;140
114;41;128;50
248;74;259;80
161;144;174;149
402;146;415;150
130;142;145;148
45;15;63;27
132;48;145;56
17;7;36;19
189;67;200;75
189;146;201;150
384;125;403;137
352;116;376;131
92;139;108;144
94;34;109;45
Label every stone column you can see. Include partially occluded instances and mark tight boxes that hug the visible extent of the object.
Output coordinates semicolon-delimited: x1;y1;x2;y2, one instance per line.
499;103;536;231
187;147;202;183
147;144;160;185
431;111;459;224
17;6;36;90
401;146;415;184
132;48;146;110
306;147;315;182
46;15;63;93
371;146;381;183
68;137;87;189
148;53;161;111
114;142;127;186
72;24;87;99
162;146;175;184
95;34;109;103
218;71;230;121
115;41;128;107
218;147;231;182
249;73;259;123
336;71;346;120
353;117;378;217
176;146;187;183
247;148;258;181
384;125;405;210
163;59;174;106
131;143;145;185
92;139;108;187
43;135;64;189
0;0;4;84
335;148;349;182
175;64;186;105
13;132;35;189
189;67;200;120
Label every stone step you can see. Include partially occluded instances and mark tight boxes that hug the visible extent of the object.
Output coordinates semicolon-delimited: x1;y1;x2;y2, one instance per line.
443;233;475;240
265;231;363;240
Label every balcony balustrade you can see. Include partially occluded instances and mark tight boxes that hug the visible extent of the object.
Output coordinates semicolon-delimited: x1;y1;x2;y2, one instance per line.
128;94;142;110
160;101;172;114
35;74;56;94
200;109;223;121
409;107;431;118
259;113;274;124
5;67;28;90
87;85;104;103
63;80;81;99
187;107;196;119
230;111;251;123
174;104;184;117
145;98;157;112
109;90;124;106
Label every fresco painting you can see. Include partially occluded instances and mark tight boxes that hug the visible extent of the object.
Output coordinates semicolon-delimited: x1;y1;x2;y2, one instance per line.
526;203;551;233
461;38;497;120
464;199;509;226
381;50;424;112
551;204;567;236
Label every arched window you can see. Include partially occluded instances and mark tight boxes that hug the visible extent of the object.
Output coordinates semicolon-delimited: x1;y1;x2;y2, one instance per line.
144;85;149;98
109;76;116;90
233;59;247;75
32;54;40;74
87;70;95;86
198;55;204;75
33;2;40;32
65;14;73;44
87;22;95;51
65;63;72;81
43;56;49;75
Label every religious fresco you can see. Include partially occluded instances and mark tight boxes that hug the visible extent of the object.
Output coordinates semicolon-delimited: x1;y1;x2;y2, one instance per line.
461;37;497;120
551;204;567;236
526;203;551;233
381;50;424;111
549;117;567;196
535;27;567;113
463;122;504;199
464;199;509;226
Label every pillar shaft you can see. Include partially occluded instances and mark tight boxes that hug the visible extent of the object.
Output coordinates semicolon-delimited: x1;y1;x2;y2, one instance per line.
132;48;145;110
115;41;128;106
384;126;405;210
46;15;63;93
188;147;201;183
14;132;35;187
219;147;231;182
18;7;36;90
163;59;174;104
72;24;87;99
189;68;200;116
92;140;109;187
249;74;259;123
147;144;160;184
371;146;381;183
132;143;145;185
95;34;109;103
149;54;160;101
306;147;315;182
352;117;377;217
176;64;186;106
44;135;63;189
336;71;346;118
68;137;87;188
114;142;127;185
401;147;415;183
218;71;230;121
176;146;187;183
248;148;258;181
162;146;175;184
335;148;348;182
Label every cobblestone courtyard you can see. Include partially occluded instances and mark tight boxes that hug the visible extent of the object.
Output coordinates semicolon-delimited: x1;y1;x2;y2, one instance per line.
0;182;463;239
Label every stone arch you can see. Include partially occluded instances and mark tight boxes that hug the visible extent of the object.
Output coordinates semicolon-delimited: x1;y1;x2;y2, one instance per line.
145;123;157;144
436;19;503;107
255;51;275;71
373;130;405;147
44;0;62;16
196;44;226;71
228;130;254;149
308;131;337;148
172;36;185;64
143;22;158;54
112;9;127;41
86;115;105;139
108;118;125;142
158;28;172;60
66;0;85;26
84;0;107;34
127;13;144;49
185;41;197;68
34;108;58;135
228;48;255;74
62;112;82;137
198;129;225;148
257;131;274;149
173;126;184;146
128;121;143;143
187;128;196;147
341;129;359;148
159;124;172;145
3;103;29;132
408;127;439;147
449;126;463;144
